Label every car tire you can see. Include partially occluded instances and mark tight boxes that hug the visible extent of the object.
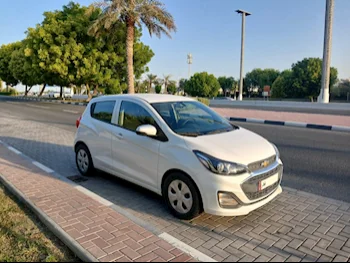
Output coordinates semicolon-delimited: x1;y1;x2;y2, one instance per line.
162;172;202;220
75;144;94;177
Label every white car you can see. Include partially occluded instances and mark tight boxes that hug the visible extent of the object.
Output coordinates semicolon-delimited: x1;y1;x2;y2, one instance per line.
74;94;283;220
48;92;60;98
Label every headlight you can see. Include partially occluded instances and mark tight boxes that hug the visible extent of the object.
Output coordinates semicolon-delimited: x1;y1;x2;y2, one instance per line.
271;143;280;159
194;151;247;176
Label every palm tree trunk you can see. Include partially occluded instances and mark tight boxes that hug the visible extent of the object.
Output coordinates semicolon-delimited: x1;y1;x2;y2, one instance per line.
86;84;92;102
39;84;47;97
126;19;135;94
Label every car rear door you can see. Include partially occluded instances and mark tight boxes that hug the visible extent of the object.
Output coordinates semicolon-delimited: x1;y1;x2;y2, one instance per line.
88;100;117;172
111;99;163;192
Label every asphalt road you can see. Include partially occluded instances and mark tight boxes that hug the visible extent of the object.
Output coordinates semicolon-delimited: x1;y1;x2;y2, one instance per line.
1;97;350;202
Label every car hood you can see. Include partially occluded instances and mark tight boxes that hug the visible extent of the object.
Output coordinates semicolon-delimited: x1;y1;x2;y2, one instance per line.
183;127;275;165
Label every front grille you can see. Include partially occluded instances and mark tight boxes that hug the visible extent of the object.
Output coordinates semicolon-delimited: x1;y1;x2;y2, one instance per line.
248;155;276;172
242;165;282;201
245;182;280;200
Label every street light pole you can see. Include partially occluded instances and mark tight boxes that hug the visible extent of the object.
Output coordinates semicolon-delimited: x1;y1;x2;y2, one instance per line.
236;10;251;101
187;53;193;79
318;0;335;103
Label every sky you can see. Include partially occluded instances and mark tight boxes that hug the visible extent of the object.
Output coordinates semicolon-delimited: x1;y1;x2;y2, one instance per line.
0;0;349;92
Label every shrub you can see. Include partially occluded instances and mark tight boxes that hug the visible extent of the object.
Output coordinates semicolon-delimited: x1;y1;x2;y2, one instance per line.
155;85;162;94
197;97;210;106
0;88;17;96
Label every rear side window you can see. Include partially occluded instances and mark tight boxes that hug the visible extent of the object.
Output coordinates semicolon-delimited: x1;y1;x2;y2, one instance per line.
91;101;116;124
118;101;156;132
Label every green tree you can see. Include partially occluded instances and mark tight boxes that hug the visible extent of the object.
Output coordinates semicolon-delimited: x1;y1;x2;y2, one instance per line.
218;76;236;96
155;85;162;94
0;42;21;91
244;68;280;96
135;79;147;93
167;82;177;95
24;2;153;99
0;79;2;90
185;72;221;98
178;78;187;93
9;41;43;96
290;58;338;100
162;75;174;93
88;0;176;94
271;70;292;98
331;79;350;100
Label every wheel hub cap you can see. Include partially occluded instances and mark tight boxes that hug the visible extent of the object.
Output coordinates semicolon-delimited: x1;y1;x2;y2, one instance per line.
168;180;193;214
77;149;89;173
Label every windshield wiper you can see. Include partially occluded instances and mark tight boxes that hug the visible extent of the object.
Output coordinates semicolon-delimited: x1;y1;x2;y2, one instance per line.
177;132;200;137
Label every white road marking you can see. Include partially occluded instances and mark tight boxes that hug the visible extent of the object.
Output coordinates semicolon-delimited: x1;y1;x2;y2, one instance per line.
26;104;50;109
75;186;114;206
6;101;21;105
159;233;217;262
8;146;22;155
63;110;79;114
32;161;54;174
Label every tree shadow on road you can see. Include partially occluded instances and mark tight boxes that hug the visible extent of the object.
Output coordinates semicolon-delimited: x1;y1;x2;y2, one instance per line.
1;136;348;262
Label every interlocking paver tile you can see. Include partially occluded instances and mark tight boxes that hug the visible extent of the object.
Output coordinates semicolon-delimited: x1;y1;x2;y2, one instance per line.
2;111;350;262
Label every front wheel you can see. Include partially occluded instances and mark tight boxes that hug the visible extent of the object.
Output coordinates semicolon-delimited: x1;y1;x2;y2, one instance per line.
75;144;94;177
163;173;202;220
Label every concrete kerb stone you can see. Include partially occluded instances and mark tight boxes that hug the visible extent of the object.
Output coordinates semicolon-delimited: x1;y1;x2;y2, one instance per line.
13;96;88;106
0;140;216;262
227;117;350;133
7;96;350;132
0;172;98;263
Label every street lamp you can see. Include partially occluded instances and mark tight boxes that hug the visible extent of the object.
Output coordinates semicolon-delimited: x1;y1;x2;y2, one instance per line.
187;53;193;79
236;9;251;101
318;0;334;103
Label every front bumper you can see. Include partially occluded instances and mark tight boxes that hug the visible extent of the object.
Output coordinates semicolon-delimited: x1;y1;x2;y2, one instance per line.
200;159;283;217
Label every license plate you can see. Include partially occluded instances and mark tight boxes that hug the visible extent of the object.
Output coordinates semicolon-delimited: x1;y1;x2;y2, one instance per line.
259;173;279;191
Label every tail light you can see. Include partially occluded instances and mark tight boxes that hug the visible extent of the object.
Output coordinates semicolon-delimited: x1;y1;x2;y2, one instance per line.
76;116;82;128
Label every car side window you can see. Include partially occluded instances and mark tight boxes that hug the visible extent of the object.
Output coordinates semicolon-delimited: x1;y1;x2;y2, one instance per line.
118;101;156;132
91;101;116;124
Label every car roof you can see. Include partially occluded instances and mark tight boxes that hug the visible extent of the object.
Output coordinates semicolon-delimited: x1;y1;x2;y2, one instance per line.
91;94;196;104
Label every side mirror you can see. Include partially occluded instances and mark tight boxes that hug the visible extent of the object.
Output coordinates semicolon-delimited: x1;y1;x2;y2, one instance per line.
136;124;157;137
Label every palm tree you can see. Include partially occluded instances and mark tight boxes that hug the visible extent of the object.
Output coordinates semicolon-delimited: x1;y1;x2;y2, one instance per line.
163;74;172;93
146;74;157;93
88;0;177;94
135;79;147;93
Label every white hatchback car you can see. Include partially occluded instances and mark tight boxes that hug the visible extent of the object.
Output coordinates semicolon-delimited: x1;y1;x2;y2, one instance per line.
74;94;283;220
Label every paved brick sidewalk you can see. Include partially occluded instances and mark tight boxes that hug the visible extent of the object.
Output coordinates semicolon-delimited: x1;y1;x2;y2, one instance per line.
0;145;197;262
213;108;350;127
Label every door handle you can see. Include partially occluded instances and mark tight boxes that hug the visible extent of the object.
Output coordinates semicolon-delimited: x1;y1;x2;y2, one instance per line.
115;132;123;139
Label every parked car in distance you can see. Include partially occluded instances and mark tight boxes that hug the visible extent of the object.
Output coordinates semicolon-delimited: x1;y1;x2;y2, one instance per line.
48;92;60;98
74;94;283;220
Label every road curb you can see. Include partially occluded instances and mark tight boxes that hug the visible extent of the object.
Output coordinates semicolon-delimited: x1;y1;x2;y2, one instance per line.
0;170;98;262
13;96;88;106
228;117;350;133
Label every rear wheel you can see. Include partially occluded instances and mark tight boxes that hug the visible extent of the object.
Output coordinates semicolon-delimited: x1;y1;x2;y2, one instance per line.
163;173;202;220
75;144;94;177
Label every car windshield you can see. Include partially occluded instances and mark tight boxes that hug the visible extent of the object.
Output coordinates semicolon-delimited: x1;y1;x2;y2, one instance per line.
152;101;238;137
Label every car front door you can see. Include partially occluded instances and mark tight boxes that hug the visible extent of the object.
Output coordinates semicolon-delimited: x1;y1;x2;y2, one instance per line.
111;100;163;192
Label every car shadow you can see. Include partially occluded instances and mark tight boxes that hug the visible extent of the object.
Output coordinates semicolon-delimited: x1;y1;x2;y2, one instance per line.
0;136;348;261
